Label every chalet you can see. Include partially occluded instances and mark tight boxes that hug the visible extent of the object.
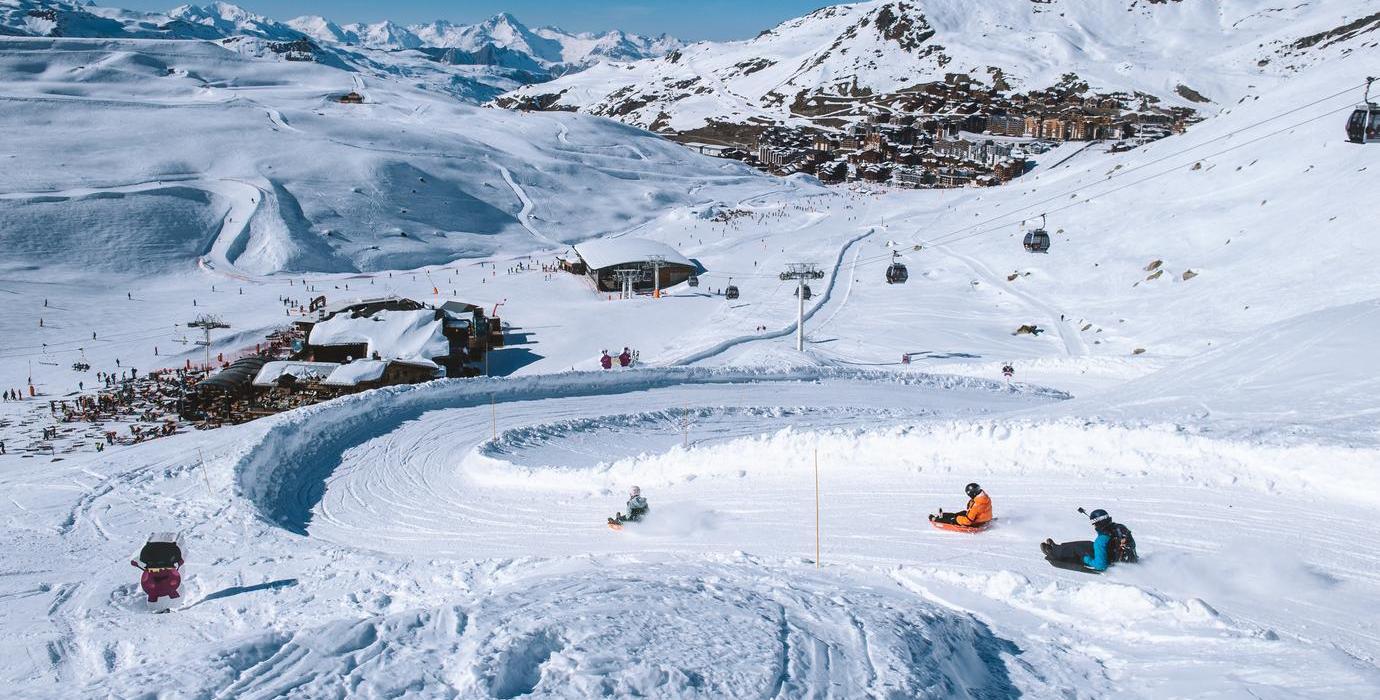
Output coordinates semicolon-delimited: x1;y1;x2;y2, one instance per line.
252;361;339;388
993;158;1027;182
196;357;267;398
1040;117;1066;140
987;114;1026;137
893;168;930;188
936;167;977;188
569;238;697;293
933;137;971;160
337;91;365;104
322;358;439;390
296;296;498;378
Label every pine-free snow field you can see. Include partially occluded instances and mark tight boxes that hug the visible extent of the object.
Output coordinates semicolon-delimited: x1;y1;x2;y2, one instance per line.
3;369;1380;698
2;14;1380;698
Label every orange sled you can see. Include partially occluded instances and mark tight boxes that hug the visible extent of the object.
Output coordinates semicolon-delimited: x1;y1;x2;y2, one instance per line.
930;519;992;533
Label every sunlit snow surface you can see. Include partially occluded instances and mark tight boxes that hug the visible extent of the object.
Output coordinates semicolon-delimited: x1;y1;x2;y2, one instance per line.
2;7;1380;698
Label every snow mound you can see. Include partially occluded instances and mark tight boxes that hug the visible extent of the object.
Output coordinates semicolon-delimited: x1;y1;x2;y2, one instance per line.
101;559;1019;698
452;561;1018;698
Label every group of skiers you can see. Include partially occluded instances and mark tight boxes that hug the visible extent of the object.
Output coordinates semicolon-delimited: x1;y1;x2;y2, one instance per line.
598;347;637;370
929;482;1138;572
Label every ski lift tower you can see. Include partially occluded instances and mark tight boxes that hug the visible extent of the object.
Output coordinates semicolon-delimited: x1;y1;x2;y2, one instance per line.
186;314;230;371
780;263;825;352
612;268;642;299
647;255;666;298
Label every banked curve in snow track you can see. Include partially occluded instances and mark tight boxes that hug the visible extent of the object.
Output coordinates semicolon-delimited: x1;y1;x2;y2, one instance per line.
232;366;1067;536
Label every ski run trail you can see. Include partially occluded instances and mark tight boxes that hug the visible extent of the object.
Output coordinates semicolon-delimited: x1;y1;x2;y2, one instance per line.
2;9;1380;699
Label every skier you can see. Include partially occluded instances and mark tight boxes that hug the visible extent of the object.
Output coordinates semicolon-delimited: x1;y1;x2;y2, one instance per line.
930;482;993;529
599;350;613;370
1002;363;1014;382
1042;508;1138;573
608;485;649;527
618;347;632;368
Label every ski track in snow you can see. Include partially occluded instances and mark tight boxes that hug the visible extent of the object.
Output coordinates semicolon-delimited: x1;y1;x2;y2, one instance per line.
497;165;561;248
667;227;874;366
937;243;1089;357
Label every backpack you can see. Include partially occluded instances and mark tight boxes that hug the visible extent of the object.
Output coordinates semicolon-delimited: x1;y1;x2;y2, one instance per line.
1108;524;1138;563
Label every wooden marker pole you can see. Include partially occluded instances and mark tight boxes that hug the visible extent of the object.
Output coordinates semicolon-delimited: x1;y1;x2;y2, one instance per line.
805;450;816;568
197;448;213;497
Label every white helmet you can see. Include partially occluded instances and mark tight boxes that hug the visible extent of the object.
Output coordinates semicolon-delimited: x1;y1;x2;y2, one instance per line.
629;485;641;497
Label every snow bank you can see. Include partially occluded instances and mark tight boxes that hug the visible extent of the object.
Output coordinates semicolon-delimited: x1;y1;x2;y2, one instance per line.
230;367;1065;534
589;418;1380;508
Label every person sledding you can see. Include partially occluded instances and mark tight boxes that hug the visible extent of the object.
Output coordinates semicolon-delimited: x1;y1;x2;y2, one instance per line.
930;483;993;531
1042;507;1139;573
607;485;649;529
131;532;185;606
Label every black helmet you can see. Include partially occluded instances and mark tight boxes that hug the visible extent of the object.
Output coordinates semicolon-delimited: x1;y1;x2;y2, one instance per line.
1086;508;1111;525
965;482;982;498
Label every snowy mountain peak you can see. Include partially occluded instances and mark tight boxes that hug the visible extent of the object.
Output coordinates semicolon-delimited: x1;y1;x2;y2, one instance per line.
499;0;1377;135
166;2;303;41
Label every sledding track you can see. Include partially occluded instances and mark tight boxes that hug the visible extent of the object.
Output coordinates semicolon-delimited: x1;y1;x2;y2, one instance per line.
185;368;1380;698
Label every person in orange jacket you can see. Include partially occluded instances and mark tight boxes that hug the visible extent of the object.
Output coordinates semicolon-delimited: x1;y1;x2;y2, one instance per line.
930;483;993;528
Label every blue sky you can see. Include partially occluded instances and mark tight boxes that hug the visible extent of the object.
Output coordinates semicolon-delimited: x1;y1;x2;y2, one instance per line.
117;1;848;41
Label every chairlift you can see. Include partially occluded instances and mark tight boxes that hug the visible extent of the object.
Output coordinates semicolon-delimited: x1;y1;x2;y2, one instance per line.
1022;214;1051;253
1346;77;1379;144
688;274;700;288
885;251;909;284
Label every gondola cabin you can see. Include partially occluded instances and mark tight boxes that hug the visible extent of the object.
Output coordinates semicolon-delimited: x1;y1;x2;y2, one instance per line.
725;285;740;300
1023;230;1051;253
886;253;909;284
1347;104;1379;144
688;274;700;288
794;284;813;300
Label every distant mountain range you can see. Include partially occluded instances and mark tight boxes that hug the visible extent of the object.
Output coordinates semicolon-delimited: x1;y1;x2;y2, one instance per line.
285;11;680;69
495;0;1378;140
0;1;682;100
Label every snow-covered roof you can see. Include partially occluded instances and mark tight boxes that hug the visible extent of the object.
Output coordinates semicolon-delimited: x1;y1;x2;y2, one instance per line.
252;361;340;387
308;308;448;365
320;295;424;317
572;237;693;271
322;359;389;387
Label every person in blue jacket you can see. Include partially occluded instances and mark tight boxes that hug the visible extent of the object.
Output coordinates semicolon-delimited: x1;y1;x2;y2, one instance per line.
1041;508;1137;572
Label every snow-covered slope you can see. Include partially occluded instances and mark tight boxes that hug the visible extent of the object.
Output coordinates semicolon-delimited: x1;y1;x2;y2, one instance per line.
2;2;1379;698
499;0;1380;132
0;36;767;275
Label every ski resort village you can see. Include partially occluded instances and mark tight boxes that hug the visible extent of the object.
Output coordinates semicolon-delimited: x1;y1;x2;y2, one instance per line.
1;0;1380;697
